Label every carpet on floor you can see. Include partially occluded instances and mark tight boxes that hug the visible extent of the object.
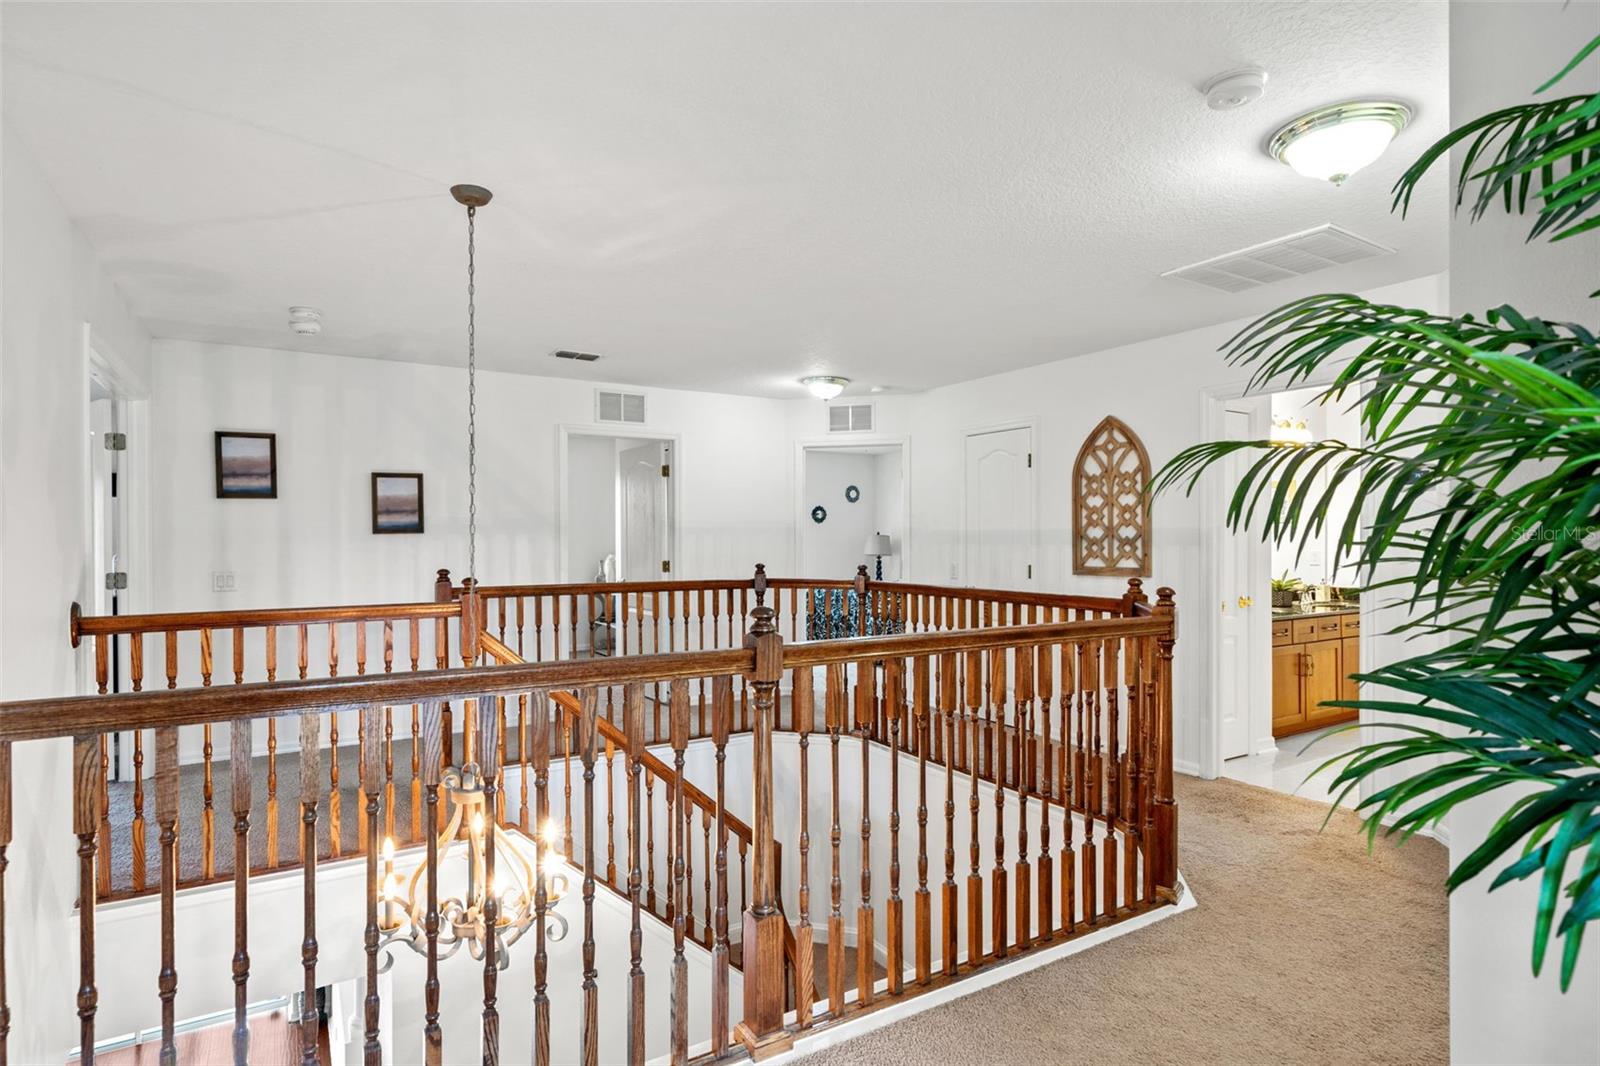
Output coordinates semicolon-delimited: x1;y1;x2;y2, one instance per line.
795;775;1449;1066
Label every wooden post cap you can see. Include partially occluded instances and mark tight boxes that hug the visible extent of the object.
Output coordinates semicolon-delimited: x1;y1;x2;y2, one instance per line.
752;563;768;605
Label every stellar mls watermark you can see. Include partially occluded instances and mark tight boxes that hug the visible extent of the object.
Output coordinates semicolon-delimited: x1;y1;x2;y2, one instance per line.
1513;523;1600;550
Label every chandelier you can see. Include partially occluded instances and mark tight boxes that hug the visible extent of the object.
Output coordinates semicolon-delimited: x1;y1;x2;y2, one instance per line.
377;762;570;967
373;182;569;968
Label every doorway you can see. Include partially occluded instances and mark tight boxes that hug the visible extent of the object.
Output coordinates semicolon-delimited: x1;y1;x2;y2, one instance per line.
794;437;910;581
1209;385;1368;806
963;422;1035;589
558;426;681;655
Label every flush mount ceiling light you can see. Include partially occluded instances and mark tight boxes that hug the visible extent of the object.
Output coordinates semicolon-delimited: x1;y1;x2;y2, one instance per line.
801;375;849;401
288;306;322;335
1267;101;1411;185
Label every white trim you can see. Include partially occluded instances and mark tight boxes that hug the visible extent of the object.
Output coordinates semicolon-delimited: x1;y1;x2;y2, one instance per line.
791;434;913;580
1195;377;1376;803
959;416;1037;589
557;424;683;583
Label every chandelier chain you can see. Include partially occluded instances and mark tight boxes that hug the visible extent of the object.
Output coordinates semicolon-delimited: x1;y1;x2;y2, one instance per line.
466;203;478;584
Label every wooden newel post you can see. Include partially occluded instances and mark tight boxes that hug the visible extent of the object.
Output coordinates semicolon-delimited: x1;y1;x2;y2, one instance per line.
737;564;793;1059
1120;577;1148;616
1150;587;1179;900
433;569;454;604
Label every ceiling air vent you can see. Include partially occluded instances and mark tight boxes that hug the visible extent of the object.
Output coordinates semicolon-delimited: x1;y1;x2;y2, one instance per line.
1162;224;1394;293
828;402;875;433
596;389;647;425
554;349;601;362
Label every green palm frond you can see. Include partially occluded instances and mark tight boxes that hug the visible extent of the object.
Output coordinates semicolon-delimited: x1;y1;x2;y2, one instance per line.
1394;34;1600;246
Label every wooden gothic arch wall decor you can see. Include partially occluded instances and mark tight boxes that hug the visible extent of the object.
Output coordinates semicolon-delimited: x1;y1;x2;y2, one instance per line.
1073;415;1153;577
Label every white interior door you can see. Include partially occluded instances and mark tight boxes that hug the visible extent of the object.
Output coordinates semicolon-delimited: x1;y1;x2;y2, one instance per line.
620;441;671;583
1218;404;1256;761
963;426;1033;589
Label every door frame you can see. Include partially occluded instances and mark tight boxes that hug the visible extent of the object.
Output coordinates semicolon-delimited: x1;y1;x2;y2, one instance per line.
1196;378;1375;788
792;435;912;580
557;425;682;583
960;418;1037;589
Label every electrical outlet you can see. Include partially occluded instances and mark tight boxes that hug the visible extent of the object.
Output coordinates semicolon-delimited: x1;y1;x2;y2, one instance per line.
212;571;237;593
949;563;959;580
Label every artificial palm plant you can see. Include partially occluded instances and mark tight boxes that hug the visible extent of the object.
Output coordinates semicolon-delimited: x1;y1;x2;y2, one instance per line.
1153;34;1600;989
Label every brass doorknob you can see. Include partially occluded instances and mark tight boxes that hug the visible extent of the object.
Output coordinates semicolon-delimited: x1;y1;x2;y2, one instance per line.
1238;595;1254;608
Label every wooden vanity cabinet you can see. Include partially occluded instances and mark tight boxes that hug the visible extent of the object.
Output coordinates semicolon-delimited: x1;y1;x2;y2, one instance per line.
1271;609;1360;738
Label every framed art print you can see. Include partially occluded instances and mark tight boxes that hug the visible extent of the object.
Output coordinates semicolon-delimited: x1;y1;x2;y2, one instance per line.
372;472;425;534
214;431;277;499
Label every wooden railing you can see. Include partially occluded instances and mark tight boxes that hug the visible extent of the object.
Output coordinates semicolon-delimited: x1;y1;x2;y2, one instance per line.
12;568;1178;1064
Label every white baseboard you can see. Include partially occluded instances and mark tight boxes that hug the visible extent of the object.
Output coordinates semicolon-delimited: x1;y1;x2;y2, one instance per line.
1174;758;1201;778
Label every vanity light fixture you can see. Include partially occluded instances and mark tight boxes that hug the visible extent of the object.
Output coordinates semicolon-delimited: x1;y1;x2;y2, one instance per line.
1267;101;1411;185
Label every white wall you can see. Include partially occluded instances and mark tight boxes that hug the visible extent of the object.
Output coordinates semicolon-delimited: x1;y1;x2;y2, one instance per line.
1446;2;1600;1061
800;451;878;578
791;273;1448;776
0;132;151;1061
148;340;795;612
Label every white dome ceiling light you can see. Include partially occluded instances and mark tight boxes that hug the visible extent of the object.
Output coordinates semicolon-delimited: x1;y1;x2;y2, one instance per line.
1267;101;1412;186
800;375;849;401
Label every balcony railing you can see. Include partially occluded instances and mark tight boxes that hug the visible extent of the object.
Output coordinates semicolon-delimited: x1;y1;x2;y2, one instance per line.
4;566;1179;1064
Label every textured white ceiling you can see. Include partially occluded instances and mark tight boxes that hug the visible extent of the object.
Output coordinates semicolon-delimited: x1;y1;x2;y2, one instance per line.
3;2;1448;398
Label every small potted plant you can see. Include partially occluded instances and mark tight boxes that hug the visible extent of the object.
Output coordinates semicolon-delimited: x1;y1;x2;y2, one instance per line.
1271;571;1302;609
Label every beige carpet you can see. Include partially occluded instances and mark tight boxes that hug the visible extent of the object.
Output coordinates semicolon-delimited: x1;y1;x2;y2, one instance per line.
798;775;1449;1066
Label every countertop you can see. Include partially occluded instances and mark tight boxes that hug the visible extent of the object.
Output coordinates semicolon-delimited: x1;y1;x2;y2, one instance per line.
1271;603;1359;620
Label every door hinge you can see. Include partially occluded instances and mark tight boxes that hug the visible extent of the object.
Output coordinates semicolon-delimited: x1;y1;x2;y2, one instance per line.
104;433;127;452
661;463;671;478
1027;452;1032;468
1027;564;1033;579
661;560;671;574
104;571;129;591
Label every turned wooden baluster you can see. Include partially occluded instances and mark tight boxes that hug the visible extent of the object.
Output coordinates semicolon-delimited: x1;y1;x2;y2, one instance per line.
1079;640;1098;926
73;735;99;1064
990;648;1009;959
604;740;618;887
201;630;217;883
939;651;958;976
359;705;382;1066
1061;639;1078;934
793;666;816;1027
479;692;503;1064
130;637;147;892
529;691;552;1066
1103;637;1122;919
299;711;321;1066
702;808;712;945
625;684;646;1066
155;727;179;1066
577;687;600;1066
1014;645;1032;950
563;718;575;859
913;654;931;984
885;657;904;996
0;741;9;1066
420;700;444;1065
966;648;983;964
668;680;691;1064
855;658;875;1007
1037;642;1056;942
232;720;253;1066
710;674;733;1054
1151;589;1179;900
645;773;656;912
826;662;846;1013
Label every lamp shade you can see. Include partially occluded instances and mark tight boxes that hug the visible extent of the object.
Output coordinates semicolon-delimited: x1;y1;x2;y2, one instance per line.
864;533;893;557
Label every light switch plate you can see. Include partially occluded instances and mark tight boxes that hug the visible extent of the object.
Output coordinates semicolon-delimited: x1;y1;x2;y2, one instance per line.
212;571;237;593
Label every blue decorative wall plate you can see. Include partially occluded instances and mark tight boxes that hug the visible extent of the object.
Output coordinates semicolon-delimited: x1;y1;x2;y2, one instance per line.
844;484;860;503
811;505;827;524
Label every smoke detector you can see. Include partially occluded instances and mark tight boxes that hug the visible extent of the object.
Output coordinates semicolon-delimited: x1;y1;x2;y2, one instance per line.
1202;68;1267;111
288;306;323;336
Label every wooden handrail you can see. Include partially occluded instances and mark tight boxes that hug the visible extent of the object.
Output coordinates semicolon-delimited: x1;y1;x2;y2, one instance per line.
478;634;754;846
69;599;459;646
